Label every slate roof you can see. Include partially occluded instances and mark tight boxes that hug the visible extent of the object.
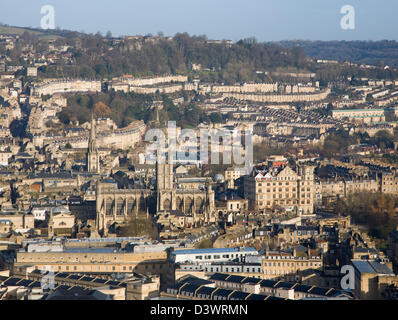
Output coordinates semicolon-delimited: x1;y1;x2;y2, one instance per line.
196;286;215;297
246;294;267;300
241;277;262;284
229;291;251;300
209;273;229;282
226;275;245;283
213;288;233;299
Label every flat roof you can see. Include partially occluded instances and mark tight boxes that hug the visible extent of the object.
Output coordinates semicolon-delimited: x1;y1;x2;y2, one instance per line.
63;247;119;254
332;108;384;113
172;247;257;255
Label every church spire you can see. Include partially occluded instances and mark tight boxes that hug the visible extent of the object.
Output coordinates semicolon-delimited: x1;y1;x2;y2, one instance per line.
87;110;100;173
89;111;97;152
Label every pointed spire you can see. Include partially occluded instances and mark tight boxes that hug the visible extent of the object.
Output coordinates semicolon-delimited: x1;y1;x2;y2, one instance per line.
89;110;97;152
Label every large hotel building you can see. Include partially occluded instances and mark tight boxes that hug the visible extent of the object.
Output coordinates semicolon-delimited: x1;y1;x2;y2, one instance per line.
243;165;315;215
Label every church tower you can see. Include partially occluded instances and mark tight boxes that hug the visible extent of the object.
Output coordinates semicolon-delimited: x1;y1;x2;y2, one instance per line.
87;112;100;173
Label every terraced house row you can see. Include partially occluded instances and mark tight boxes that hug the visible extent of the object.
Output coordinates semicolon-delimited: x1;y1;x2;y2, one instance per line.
164;274;353;300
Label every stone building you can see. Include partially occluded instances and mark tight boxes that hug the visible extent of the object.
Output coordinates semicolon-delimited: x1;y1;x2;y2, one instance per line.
95;180;153;236
220;88;330;103
156;159;215;224
95;156;216;235
14;249;172;288
48;208;76;238
351;259;395;299
243;165;315;215
31;79;101;96
262;248;323;282
332;108;386;124
380;172;398;194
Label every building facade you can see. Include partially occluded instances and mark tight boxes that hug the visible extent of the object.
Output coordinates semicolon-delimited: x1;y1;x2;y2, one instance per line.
243;165;315;215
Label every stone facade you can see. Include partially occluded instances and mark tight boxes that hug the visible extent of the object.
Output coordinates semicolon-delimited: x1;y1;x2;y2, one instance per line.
220;88;330;103
95;159;216;235
156;160;215;223
31;79;101;96
243;165;315;215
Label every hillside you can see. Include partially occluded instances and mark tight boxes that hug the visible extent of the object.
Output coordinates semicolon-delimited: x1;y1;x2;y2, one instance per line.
0;25;63;40
278;40;398;67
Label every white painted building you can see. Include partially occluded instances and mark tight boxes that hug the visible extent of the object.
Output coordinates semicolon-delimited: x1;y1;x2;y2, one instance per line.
170;247;258;266
31;208;47;221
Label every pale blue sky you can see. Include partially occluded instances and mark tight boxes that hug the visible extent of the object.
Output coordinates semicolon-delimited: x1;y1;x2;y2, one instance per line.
0;0;396;41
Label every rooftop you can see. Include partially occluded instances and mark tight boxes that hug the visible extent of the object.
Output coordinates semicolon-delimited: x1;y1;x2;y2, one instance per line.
172;247;257;256
351;260;394;275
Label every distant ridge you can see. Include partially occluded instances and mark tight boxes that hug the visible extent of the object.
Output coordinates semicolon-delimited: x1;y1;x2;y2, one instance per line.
0;24;81;40
276;40;398;67
2;24;398;69
2;24;398;67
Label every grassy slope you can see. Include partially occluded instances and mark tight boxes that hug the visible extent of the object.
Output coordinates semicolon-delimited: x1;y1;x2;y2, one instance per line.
0;25;62;40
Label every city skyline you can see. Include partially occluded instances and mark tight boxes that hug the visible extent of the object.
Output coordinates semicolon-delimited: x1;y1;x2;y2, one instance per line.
1;1;398;304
